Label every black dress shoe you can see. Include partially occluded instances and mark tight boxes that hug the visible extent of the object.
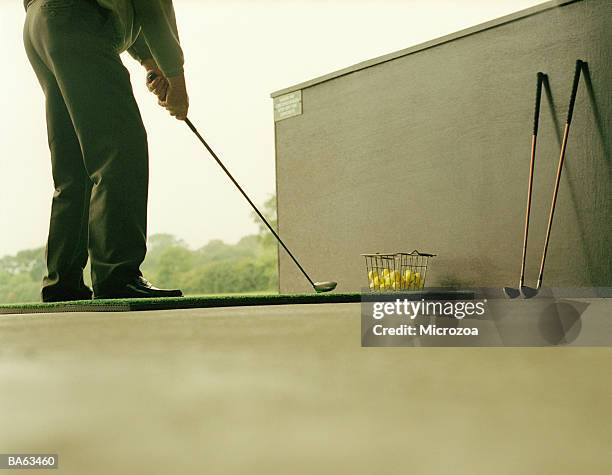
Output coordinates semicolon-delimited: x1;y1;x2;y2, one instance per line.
42;285;93;303
94;276;183;299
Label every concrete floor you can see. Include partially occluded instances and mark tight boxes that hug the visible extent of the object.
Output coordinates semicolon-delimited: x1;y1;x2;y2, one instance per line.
0;303;611;474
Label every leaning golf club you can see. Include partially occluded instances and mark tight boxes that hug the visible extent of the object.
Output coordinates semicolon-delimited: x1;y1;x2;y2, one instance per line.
147;71;337;293
521;60;584;299
504;72;545;299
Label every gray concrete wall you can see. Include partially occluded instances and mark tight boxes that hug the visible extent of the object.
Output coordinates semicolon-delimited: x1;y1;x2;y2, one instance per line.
273;0;612;293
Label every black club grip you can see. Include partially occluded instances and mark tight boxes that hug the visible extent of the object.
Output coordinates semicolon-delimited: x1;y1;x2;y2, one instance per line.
533;72;545;135
566;59;584;125
146;71;159;84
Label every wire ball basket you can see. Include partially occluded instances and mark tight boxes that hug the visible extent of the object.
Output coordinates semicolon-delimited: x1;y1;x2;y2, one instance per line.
362;251;436;291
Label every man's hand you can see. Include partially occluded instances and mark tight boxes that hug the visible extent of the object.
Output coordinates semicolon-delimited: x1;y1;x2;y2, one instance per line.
160;74;189;121
142;59;169;101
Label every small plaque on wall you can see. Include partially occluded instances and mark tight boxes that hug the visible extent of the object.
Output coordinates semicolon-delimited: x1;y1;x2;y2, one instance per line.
274;90;302;121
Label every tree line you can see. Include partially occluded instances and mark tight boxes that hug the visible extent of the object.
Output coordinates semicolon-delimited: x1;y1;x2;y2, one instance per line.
0;197;278;303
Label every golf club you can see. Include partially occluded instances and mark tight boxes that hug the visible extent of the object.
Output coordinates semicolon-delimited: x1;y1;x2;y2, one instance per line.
504;72;546;299
147;71;337;293
521;59;584;299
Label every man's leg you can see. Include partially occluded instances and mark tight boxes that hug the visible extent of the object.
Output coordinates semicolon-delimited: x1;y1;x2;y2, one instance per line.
23;7;92;301
26;0;149;294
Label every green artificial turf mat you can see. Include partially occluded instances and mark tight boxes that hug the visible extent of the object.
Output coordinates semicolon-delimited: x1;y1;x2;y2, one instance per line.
0;290;482;315
0;293;362;315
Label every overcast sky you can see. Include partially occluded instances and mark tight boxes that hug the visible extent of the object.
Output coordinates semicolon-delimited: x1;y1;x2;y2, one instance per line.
0;0;544;257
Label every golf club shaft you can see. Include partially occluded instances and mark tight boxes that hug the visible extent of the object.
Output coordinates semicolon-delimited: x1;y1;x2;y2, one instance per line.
536;60;583;289
183;118;317;289
145;70;318;288
519;72;545;288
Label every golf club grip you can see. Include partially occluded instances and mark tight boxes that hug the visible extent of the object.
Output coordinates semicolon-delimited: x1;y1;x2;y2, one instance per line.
566;60;583;125
533;72;544;135
146;71;158;84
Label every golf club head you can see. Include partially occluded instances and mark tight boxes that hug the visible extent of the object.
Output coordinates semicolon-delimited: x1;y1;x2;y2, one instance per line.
521;286;539;299
503;287;521;299
314;281;337;293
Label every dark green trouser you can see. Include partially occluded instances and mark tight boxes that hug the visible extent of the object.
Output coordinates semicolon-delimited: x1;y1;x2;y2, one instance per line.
23;0;148;297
